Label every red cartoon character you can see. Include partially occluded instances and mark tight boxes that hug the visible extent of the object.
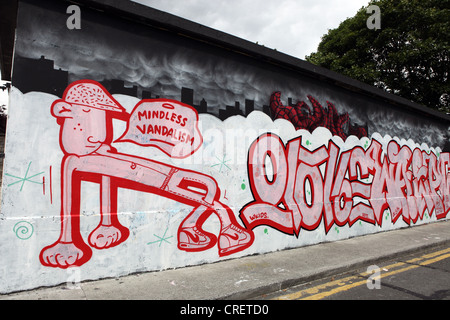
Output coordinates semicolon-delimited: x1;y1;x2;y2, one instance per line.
39;80;254;268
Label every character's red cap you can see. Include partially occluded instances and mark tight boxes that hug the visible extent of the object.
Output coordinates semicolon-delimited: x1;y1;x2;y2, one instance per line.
62;80;125;113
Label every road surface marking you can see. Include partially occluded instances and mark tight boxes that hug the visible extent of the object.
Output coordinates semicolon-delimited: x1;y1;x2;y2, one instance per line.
275;247;450;300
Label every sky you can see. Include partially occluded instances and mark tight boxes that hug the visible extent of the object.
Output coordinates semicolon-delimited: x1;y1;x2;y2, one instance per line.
132;0;370;59
0;0;371;112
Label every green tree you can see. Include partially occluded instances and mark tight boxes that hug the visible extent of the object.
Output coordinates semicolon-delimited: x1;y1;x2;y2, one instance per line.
306;0;449;114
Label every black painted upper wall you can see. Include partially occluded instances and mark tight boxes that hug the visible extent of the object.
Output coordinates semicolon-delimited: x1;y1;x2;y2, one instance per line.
10;0;450;150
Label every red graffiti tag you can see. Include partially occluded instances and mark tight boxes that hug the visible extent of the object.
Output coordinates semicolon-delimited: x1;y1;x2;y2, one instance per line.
240;133;450;236
270;92;368;139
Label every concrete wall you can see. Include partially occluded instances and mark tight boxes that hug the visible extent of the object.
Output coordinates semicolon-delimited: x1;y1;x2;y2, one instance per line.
0;0;449;293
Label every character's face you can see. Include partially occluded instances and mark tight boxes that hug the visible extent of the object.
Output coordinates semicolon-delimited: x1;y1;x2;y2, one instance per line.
52;100;109;155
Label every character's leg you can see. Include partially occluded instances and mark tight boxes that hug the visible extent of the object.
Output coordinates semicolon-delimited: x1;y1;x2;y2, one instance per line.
168;170;254;256
165;170;218;205
178;205;217;251
94;150;217;205
59;154;254;257
88;176;129;249
177;197;254;255
213;201;254;257
40;156;92;268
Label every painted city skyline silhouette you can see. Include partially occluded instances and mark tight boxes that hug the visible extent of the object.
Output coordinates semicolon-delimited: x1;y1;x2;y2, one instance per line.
12;55;271;121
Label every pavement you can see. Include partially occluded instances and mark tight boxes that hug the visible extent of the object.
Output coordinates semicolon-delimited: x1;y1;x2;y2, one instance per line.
1;220;450;300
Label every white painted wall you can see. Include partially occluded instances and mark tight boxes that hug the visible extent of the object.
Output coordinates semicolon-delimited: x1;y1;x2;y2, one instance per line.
0;88;448;293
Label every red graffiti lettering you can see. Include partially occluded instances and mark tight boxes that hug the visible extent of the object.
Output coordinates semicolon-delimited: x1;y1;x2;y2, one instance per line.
240;133;450;236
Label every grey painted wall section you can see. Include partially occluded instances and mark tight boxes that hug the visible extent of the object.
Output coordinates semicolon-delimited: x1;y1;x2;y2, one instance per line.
12;0;450;149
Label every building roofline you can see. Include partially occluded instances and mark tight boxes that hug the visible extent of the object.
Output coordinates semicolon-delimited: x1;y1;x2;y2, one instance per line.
0;0;18;82
59;0;450;123
4;0;450;123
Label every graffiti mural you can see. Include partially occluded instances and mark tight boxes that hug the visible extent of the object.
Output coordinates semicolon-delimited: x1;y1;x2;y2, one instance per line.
240;131;450;236
2;0;449;294
39;80;254;268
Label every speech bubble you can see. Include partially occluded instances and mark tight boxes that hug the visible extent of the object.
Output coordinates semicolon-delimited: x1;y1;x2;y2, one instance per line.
116;99;203;158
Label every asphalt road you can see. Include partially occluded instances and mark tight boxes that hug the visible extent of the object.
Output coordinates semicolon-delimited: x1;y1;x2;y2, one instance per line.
259;245;450;300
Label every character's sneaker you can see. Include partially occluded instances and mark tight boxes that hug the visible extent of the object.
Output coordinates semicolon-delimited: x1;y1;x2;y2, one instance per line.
178;226;217;252
218;224;254;257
